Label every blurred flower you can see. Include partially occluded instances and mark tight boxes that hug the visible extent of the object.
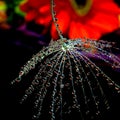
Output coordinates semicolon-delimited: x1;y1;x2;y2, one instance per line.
20;0;120;40
0;1;10;29
0;1;7;22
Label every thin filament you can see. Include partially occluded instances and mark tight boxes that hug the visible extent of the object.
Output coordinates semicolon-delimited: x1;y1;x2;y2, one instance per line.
51;0;64;40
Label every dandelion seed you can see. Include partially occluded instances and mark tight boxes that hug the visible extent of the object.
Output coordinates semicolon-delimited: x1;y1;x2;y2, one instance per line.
11;37;120;119
11;0;120;120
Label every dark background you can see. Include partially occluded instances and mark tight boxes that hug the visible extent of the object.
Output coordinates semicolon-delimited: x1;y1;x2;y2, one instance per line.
1;0;120;120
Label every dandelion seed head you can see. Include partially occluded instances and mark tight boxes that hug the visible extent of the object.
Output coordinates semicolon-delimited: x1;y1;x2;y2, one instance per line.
11;38;120;120
11;0;120;120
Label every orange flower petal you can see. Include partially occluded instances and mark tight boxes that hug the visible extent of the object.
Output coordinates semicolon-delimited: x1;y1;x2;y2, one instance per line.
20;0;50;12
36;15;52;26
69;22;90;39
93;0;115;3
28;0;48;8
93;2;120;14
88;13;119;34
84;26;101;40
51;11;70;40
38;4;50;14
20;2;29;12
25;10;37;21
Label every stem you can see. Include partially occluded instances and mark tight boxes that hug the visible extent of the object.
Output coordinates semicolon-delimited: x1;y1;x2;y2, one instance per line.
51;0;64;40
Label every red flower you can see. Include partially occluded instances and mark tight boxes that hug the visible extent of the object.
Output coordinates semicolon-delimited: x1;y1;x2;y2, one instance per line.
20;0;120;40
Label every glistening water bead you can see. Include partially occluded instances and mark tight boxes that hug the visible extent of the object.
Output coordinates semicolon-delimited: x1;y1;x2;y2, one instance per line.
11;38;120;120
